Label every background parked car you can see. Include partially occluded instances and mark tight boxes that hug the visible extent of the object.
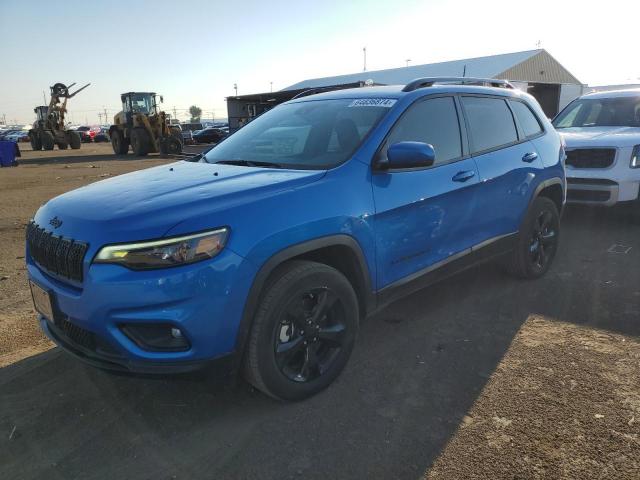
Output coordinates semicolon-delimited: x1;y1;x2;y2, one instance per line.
193;127;227;144
4;130;29;142
553;88;640;206
93;128;110;143
74;126;101;142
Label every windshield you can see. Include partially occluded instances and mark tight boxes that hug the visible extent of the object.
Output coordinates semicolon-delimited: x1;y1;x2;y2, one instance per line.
128;94;155;114
203;99;393;169
553;96;640;128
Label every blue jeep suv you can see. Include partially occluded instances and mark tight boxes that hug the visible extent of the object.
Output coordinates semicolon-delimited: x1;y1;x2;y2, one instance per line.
26;78;566;400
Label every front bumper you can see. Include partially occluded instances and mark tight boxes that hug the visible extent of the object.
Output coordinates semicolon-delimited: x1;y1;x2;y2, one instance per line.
566;178;639;206
27;248;256;374
40;315;225;374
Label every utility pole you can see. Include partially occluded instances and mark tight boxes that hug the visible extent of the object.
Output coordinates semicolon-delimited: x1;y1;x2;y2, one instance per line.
42;90;47;105
172;106;178;121
405;59;411;67
103;106;108;125
210;111;215;122
234;83;238;96
363;47;367;72
98;112;102;124
270;81;273;93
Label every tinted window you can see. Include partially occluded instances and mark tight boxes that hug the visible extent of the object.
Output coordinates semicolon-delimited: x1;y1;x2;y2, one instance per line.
509;100;543;137
462;97;518;153
381;96;462;165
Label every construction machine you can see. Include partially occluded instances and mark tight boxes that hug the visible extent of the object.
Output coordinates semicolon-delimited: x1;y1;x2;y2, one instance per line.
29;82;90;150
109;92;182;156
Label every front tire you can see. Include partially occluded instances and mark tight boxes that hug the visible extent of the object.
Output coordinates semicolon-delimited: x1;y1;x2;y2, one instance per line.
67;131;81;149
505;197;560;279
111;129;129;155
130;128;150;156
41;131;54;151
244;261;359;401
29;131;42;150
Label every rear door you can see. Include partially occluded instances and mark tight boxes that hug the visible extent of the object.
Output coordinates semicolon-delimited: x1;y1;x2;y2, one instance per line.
460;95;546;240
371;95;481;289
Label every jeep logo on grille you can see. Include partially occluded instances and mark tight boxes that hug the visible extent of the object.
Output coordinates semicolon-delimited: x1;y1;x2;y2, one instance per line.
49;216;63;229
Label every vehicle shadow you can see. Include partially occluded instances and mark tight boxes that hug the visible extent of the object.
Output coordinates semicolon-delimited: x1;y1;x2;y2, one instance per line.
0;204;638;479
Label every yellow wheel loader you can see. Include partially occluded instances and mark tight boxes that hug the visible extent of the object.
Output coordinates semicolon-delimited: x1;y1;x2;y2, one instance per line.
109;92;182;156
29;82;90;151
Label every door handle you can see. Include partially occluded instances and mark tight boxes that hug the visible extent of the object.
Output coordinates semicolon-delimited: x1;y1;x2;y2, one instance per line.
452;170;476;182
522;152;538;163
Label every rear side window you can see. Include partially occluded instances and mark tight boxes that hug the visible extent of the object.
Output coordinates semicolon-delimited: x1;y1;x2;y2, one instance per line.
509;100;543;137
461;97;518;153
381;96;462;165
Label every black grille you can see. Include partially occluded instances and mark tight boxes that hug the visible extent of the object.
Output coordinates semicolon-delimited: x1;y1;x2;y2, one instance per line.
565;148;616;169
56;317;96;351
26;222;88;282
567;190;611;202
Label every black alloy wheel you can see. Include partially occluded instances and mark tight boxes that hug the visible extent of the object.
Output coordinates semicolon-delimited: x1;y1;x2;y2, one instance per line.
504;196;560;279
244;260;359;401
274;287;348;383
528;209;558;274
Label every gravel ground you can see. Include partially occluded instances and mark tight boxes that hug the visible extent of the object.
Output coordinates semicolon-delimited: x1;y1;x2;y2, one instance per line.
0;143;182;366
0;144;639;479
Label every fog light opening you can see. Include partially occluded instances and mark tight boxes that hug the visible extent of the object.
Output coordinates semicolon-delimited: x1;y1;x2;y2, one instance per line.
120;324;190;352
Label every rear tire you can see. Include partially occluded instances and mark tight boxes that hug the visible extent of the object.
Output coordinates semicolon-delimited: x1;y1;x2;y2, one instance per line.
244;261;359;401
130;128;150;156
159;136;182;155
504;197;560;279
41;131;54;151
67;131;81;149
29;131;42;150
111;130;129;155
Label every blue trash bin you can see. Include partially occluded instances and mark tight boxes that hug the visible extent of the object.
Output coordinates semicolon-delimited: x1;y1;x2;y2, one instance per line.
0;140;18;167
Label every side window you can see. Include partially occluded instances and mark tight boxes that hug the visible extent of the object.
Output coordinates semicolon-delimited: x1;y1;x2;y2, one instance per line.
381;96;462;165
509;100;543;138
461;97;518;153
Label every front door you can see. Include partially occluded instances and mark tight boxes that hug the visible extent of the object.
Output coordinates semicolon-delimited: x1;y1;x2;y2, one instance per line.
371;96;481;290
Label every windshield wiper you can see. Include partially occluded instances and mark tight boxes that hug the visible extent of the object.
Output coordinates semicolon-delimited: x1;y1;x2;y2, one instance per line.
215;160;283;169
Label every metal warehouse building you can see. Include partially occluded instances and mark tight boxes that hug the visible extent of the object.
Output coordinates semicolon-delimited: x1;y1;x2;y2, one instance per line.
227;49;583;131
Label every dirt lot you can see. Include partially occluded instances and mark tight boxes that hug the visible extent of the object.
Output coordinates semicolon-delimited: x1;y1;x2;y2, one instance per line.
1;145;639;479
0;143;178;366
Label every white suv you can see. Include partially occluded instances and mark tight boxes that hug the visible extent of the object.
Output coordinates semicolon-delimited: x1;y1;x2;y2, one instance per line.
553;89;640;206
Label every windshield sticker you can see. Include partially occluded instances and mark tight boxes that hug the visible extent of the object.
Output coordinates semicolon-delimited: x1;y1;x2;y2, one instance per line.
348;98;397;108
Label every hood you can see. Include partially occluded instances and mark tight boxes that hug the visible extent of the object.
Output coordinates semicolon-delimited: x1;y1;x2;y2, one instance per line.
34;161;324;244
558;126;640;147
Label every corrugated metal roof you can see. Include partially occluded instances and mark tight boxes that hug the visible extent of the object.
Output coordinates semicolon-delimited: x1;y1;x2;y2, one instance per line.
495;50;582;85
284;49;543;91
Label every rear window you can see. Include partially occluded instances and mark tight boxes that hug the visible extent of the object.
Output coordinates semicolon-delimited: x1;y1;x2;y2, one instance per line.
509;100;543;138
462;97;518;153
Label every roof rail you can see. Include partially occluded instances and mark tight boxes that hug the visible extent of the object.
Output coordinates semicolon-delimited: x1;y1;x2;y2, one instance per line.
402;77;514;92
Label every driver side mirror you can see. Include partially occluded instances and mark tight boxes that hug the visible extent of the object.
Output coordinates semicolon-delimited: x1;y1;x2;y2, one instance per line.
382;141;435;170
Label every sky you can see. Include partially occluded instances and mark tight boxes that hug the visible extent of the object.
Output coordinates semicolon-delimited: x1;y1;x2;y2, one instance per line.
0;0;638;125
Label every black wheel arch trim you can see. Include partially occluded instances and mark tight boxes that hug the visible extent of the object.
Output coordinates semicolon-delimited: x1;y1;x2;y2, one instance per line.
532;176;566;214
232;234;375;371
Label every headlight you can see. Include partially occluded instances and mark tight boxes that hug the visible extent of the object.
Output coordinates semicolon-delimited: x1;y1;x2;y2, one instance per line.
631;145;640;168
94;228;229;270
